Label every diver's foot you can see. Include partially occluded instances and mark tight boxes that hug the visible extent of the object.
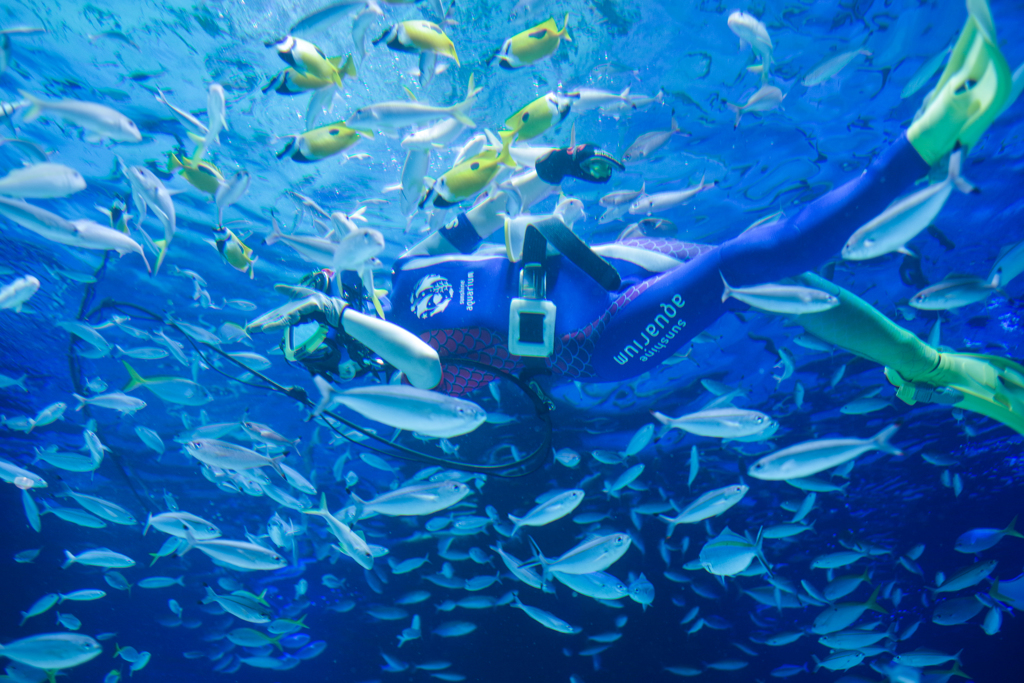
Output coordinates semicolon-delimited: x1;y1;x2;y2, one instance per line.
886;352;1024;435
907;0;1013;165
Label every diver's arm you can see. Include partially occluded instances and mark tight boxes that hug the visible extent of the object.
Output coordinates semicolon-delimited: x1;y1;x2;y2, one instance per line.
339;308;442;390
409;174;557;257
406;193;511;256
411;145;619;257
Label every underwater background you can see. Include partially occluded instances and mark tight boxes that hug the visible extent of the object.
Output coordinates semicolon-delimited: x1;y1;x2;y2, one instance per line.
1;0;1023;682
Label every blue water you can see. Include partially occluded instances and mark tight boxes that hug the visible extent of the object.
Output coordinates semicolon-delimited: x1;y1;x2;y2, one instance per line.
2;0;1023;681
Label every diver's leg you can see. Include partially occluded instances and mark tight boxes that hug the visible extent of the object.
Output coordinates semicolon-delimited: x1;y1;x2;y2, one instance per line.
795;273;1024;436
718;1;1012;288
717;135;931;288
587;122;939;380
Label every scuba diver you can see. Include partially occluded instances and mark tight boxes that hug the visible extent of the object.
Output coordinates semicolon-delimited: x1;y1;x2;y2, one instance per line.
248;10;1024;437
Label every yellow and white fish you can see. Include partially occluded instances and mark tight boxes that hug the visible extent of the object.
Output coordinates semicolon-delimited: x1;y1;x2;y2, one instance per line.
421;134;515;208
277;120;371;163
504;92;576;141
212;225;257;279
374;20;459;65
268;35;353;88
493;14;571;69
263;55;356;95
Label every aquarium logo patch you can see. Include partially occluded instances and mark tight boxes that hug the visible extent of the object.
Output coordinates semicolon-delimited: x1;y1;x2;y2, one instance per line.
410;274;454;320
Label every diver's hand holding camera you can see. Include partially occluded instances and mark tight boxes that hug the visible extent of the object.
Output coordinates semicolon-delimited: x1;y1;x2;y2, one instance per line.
246;285;349;333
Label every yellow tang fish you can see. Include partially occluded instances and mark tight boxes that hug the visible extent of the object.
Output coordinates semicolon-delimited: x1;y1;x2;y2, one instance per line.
493;14;571;69
504;92;576;141
213;225;257;279
268;36;353;88
264;55;356;95
422;134;515;208
277;121;373;163
169;150;224;195
374;20;459;65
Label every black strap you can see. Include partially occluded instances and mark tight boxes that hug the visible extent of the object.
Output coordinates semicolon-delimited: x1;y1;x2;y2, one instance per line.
528;216;621;292
522;223;547;268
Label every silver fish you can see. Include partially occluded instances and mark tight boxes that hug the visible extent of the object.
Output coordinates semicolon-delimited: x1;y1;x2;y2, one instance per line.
802;49;871;87
910;271;1001;310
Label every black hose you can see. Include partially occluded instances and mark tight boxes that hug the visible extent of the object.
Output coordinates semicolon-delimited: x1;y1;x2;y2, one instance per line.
86;299;552;477
70;255;156;513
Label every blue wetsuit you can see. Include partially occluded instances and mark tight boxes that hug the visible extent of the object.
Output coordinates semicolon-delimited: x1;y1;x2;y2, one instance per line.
387;135;929;396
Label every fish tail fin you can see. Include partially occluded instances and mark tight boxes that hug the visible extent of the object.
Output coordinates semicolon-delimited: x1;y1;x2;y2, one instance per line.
727;103;741;128
948;149;978;194
143;512;153;536
168;153;184;172
15;374;27;391
560;13;572;41
670;111;679;133
72;393;87;411
276;135;299;160
947;660;970;680
201;585;217;605
152;239;170;276
265;217;284;245
658;514;678;539
865;585;888;614
179;528;198;557
342;55;357;78
187;132;208;153
312;375;335;418
496;131;516;168
138;247;153;275
1003;514;1024;539
61;550;76;569
18;90;44;123
269;455;286;479
811;654;822;673
122;361;146;392
302;493;329;517
349;491;366;520
754;526;773;577
507;514;522;537
871;424;902;456
498;129;517;151
449;74;479;128
989;578;1013;604
524;536;544;567
719;271;734;303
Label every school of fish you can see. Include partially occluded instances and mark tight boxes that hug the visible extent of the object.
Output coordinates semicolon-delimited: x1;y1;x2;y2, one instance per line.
1;1;1023;683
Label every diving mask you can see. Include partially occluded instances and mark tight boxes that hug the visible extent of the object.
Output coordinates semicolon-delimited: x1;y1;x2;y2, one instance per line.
578;149;624;182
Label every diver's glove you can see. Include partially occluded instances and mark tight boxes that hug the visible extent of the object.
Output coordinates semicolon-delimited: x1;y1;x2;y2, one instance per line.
886;352;1024;436
246;285;349;333
536;144;624;185
907;0;1012;165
